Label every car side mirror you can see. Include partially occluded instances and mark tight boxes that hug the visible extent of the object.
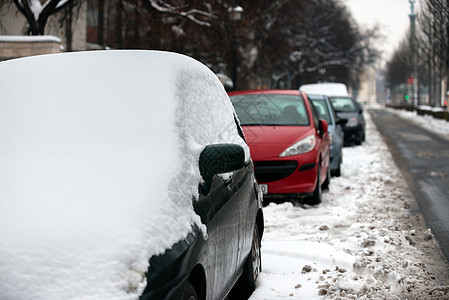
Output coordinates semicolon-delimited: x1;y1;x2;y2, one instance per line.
336;118;347;126
318;119;328;137
199;144;245;192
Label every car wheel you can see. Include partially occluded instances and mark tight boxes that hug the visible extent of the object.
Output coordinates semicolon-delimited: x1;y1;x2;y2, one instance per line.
183;282;198;300
322;164;331;189
228;224;261;300
306;166;322;205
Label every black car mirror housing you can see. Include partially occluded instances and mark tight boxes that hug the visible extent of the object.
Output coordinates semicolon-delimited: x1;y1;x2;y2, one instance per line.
199;144;245;191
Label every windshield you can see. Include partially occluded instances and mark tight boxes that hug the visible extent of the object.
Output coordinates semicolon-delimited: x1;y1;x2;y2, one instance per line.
330;97;356;112
230;94;310;126
310;98;331;123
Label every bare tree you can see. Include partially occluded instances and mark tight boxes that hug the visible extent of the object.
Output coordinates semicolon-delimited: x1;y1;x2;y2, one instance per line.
9;0;75;35
141;0;215;27
386;37;413;88
246;0;379;89
414;0;449;106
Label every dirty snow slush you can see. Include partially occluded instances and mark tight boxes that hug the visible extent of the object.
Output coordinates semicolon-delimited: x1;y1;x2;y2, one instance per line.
250;108;449;299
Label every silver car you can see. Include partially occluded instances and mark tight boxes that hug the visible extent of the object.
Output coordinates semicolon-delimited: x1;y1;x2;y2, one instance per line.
308;94;346;177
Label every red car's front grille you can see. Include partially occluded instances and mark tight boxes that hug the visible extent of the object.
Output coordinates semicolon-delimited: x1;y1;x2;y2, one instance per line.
253;161;298;182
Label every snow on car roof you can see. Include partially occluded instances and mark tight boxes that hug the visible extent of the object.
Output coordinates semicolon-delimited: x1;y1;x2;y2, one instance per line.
0;50;245;299
300;83;350;96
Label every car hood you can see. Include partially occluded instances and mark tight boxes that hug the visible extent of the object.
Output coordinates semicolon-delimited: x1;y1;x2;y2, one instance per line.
242;125;315;160
0;51;242;299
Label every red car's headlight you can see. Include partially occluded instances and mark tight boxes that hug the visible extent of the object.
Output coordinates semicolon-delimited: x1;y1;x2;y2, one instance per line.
279;134;316;157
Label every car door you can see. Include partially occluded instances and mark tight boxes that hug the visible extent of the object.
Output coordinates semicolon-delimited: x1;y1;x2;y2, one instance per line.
194;165;241;299
307;96;330;179
233;158;258;270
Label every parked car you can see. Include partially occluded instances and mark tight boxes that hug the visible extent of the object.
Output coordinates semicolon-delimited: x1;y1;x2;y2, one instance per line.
300;83;365;146
328;96;365;145
308;94;345;177
229;90;331;205
0;50;264;300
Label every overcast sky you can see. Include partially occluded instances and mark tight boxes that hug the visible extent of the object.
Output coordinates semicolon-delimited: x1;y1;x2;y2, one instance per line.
343;0;413;61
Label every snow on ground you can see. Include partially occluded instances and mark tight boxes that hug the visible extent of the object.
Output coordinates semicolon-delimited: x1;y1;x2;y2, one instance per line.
250;108;449;299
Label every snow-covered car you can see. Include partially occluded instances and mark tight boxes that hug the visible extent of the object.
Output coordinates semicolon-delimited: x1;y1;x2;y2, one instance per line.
308;94;346;177
0;51;264;300
229;90;331;205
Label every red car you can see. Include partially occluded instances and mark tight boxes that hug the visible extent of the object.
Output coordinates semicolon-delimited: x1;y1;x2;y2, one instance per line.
229;90;331;205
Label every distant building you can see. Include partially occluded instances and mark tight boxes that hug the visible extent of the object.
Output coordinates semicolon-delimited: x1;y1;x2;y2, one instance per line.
357;66;378;105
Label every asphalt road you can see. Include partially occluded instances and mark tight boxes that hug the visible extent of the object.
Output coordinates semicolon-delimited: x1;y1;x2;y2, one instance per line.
369;108;449;261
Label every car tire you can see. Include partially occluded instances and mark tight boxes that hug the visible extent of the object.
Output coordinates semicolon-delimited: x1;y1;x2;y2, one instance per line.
228;224;261;300
322;165;330;190
306;166;322;205
183;282;198;300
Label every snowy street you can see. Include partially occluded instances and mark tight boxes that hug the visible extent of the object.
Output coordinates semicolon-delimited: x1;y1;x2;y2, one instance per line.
250;107;449;299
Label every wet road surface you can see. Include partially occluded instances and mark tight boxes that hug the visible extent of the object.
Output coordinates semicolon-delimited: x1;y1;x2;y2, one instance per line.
369;108;449;261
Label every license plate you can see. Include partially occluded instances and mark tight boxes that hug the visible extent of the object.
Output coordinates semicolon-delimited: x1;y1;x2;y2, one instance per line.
259;184;268;195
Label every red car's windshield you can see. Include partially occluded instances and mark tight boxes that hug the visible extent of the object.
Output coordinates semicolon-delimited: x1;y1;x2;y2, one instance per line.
230;94;310;126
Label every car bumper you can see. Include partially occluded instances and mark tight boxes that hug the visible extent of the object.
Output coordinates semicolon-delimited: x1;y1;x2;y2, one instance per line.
343;125;363;144
254;153;319;195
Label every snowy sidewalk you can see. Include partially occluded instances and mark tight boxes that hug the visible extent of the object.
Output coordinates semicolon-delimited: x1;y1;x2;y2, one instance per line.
250;109;449;299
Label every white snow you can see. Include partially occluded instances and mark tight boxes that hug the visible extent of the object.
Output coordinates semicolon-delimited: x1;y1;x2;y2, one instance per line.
0;50;246;300
300;83;350;96
250;105;449;299
0;35;61;43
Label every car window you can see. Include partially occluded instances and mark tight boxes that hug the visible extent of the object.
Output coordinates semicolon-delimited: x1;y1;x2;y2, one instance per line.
329;101;339;121
330;97;356;112
230;94;310;126
310;98;331;123
306;97;320;129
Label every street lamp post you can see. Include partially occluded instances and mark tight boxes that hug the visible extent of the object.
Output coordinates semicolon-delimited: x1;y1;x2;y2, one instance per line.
229;6;243;91
409;0;418;106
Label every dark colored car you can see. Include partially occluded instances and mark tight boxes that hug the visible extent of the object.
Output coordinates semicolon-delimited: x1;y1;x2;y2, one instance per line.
0;50;263;300
143;143;264;300
329;96;365;145
308;94;345;177
229;90;331;205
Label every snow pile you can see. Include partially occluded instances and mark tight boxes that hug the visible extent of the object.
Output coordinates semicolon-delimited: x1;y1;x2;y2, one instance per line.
0;50;245;300
250;110;449;299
